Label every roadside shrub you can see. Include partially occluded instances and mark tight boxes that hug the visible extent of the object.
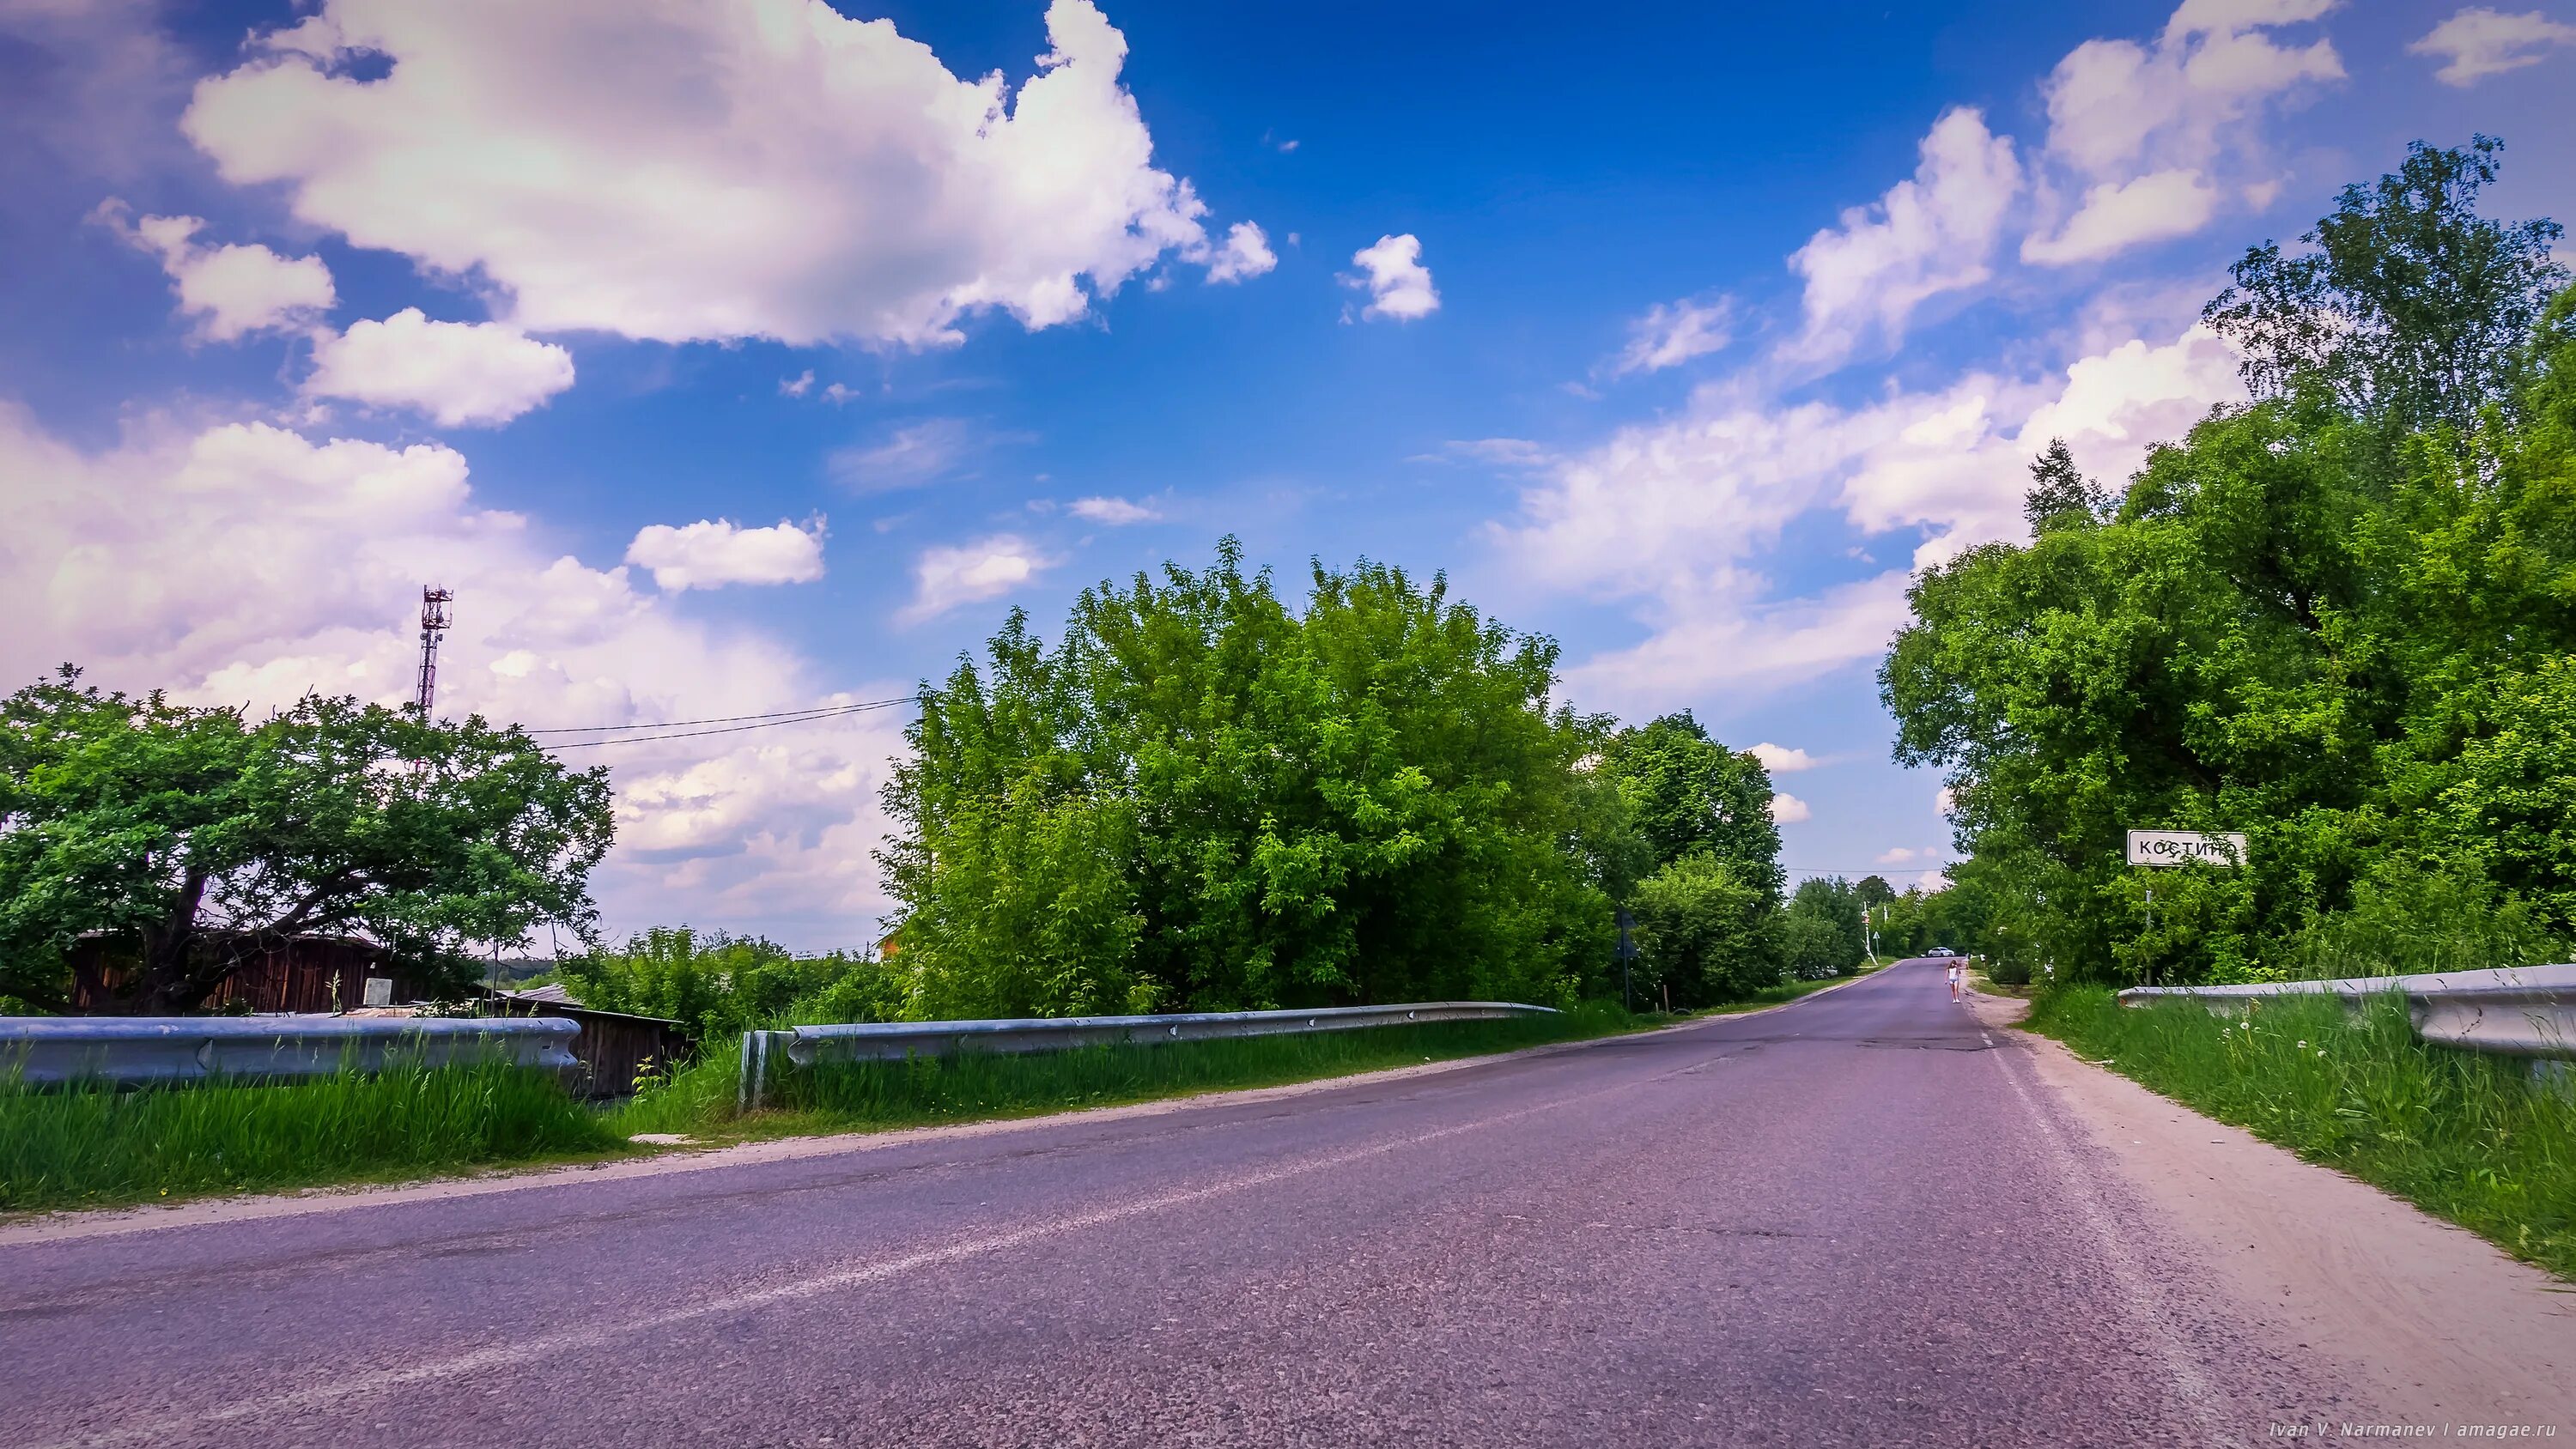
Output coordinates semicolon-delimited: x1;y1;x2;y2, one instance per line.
1629;852;1783;1007
1985;956;2033;987
561;927;902;1039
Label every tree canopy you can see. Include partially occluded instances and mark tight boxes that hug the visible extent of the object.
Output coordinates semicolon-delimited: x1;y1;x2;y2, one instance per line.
881;541;1631;1016
0;669;615;1011
1885;138;2576;985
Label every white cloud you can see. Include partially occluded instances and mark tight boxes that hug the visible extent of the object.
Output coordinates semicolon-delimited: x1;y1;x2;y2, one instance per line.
1770;792;1812;824
1875;846;1922;865
304;308;575;427
779;370;815;399
1786;107;2020;363
2023;0;2341;265
1347;233;1439;321
97;204;335;342
1508;322;2245;713
900;534;1054;624
1205;221;1277;283
1612;295;1733;377
1068;495;1159;524
624;518;825;592
830;418;981;493
0;405;903;944
183;0;1255;349
2412;7;2576;84
1748;742;1817;773
2021;168;2221;265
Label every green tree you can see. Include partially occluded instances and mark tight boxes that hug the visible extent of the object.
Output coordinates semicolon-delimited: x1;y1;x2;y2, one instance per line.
1783;876;1867;978
1628;852;1781;1007
1598;712;1783;897
0;669;615;1012
2024;438;2111;534
1886;139;2576;985
882;542;1622;1016
2206;136;2569;433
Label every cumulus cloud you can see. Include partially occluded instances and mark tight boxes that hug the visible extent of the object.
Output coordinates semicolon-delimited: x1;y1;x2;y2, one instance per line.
1346;233;1439;321
899;534;1054;624
96;204;335;342
2022;0;2342;265
1875;846;1923;865
2412;7;2576;84
1787;107;2020;364
1068;495;1159;524
1612;295;1734;377
2019;169;2220;265
303;308;575;427
1748;743;1817;773
182;0;1254;349
1770;792;1812;824
1509;323;2245;712
1205;221;1278;283
624;518;825;592
0;405;903;943
779;371;815;399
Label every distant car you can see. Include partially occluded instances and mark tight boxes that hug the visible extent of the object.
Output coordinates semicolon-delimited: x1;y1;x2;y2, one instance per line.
1926;946;1955;957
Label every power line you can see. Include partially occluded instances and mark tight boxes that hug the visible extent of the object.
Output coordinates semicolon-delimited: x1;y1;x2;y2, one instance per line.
540;700;916;750
523;696;917;735
1783;864;1952;876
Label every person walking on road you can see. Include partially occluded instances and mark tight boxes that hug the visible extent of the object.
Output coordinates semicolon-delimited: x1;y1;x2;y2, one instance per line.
1947;961;1964;1003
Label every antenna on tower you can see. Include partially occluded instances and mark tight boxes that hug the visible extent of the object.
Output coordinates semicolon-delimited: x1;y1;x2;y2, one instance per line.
414;587;454;718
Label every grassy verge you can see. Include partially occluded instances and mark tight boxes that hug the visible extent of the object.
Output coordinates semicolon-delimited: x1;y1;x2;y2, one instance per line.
2027;986;2576;1282
0;1059;625;1215
614;1000;1653;1141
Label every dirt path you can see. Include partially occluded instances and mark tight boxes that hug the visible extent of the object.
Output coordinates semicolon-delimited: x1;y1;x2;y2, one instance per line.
1971;989;2576;1433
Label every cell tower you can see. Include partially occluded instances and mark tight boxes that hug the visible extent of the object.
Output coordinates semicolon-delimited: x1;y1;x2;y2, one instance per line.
414;587;454;718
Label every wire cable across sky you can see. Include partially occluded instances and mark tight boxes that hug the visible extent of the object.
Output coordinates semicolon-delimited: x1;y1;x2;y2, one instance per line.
531;696;919;749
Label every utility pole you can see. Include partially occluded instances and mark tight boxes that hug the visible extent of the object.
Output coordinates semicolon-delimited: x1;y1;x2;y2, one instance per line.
414;587;453;719
1615;906;1637;1013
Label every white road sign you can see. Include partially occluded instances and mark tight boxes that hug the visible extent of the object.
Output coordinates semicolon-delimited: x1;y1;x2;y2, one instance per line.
2126;830;2249;868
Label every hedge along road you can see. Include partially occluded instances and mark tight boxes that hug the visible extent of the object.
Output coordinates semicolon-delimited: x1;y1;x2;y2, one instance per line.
3;959;2567;1447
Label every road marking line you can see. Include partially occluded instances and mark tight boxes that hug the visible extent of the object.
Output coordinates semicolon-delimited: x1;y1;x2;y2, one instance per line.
29;1058;1716;1449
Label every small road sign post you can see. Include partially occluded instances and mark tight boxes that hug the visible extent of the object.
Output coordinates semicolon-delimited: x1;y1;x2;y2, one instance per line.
2125;830;2249;868
1615;907;1638;1012
2125;830;2248;985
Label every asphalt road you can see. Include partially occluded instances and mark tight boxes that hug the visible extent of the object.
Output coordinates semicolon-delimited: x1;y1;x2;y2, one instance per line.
2;959;2363;1447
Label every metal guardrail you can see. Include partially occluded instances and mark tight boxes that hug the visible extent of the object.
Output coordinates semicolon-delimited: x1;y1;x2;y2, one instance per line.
0;1016;582;1087
2118;963;2576;1068
736;1000;1558;1111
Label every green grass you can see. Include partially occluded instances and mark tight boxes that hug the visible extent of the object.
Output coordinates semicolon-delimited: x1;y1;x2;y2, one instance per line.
0;1058;625;1215
4;1001;1668;1214
2027;986;2576;1282
613;1001;1653;1140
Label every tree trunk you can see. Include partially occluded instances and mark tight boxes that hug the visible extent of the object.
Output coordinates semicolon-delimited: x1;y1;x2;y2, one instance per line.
128;865;223;1015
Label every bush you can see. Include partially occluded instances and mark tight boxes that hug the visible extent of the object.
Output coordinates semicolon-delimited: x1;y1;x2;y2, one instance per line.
1629;852;1783;1007
1985;956;2033;987
1781;914;1844;981
561;927;902;1039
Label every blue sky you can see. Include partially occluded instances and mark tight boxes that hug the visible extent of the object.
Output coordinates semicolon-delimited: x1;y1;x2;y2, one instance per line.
4;0;2573;947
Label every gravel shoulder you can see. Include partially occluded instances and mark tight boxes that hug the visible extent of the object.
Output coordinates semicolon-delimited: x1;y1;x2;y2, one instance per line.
1971;988;2576;1431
